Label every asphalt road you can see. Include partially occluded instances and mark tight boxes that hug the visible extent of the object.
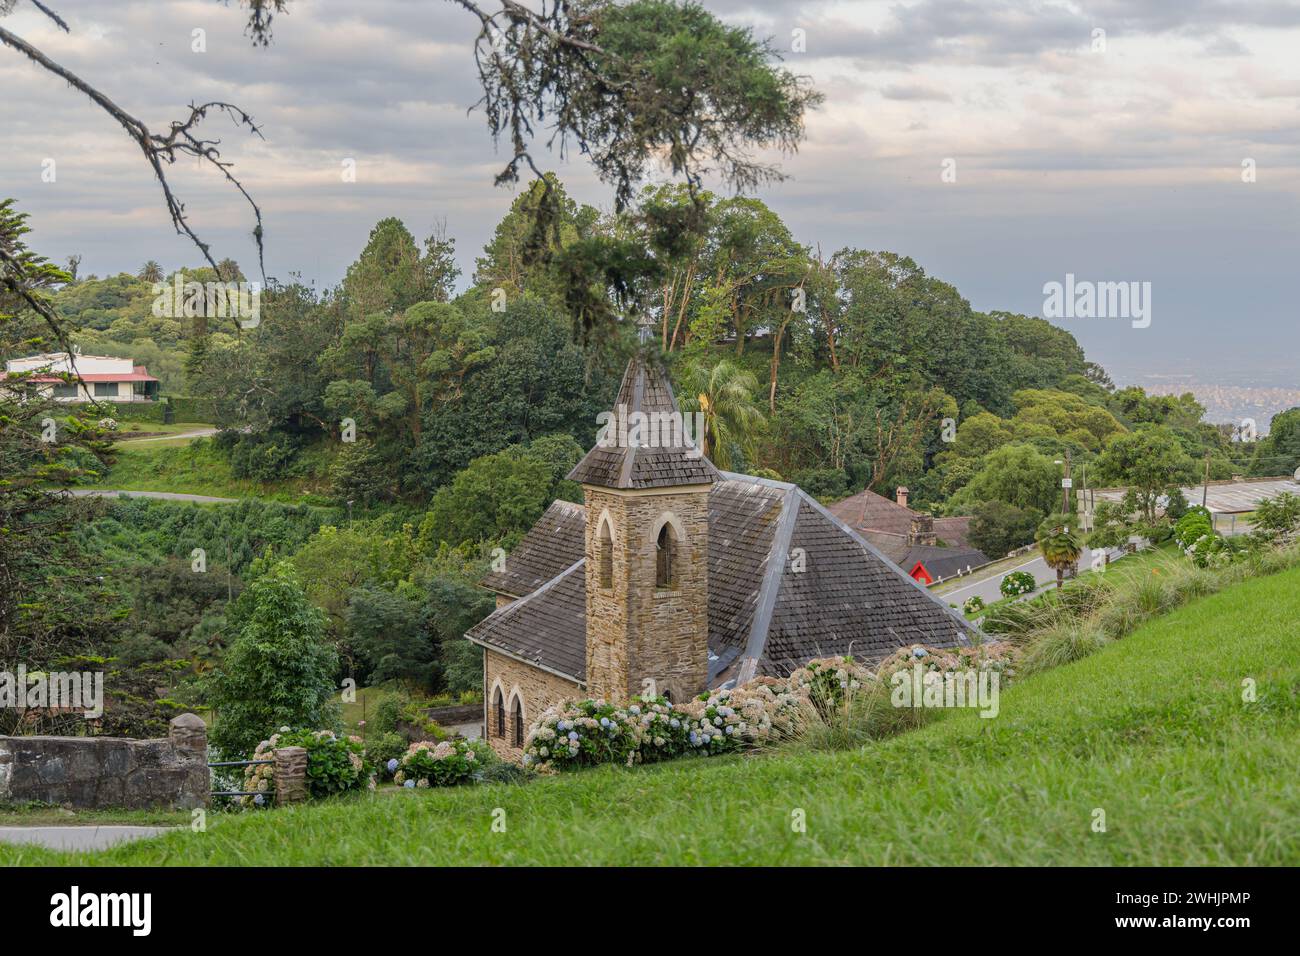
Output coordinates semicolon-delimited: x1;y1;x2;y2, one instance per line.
0;825;174;851
66;489;238;504
938;546;1127;606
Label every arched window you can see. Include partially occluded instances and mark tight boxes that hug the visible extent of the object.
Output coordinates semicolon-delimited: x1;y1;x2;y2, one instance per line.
598;518;613;589
656;522;677;588
512;697;524;748
493;687;505;737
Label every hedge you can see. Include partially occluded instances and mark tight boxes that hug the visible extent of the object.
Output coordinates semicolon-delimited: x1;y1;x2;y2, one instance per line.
167;395;217;423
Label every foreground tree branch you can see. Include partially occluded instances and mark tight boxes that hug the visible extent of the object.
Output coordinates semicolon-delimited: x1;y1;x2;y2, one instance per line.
0;3;266;282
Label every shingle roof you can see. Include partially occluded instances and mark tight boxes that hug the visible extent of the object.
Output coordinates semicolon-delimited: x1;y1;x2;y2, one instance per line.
466;559;587;681
933;516;974;549
567;355;721;490
466;474;977;687
480;500;586;599
737;481;972;680
825;487;916;536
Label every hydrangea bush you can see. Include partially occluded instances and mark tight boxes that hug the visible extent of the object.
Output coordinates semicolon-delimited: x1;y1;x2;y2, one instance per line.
1000;570;1036;598
392;739;490;788
875;642;1018;684
241;728;372;807
963;595;986;615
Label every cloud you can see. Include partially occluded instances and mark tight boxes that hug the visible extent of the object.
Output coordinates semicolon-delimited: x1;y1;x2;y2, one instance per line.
2;0;1299;380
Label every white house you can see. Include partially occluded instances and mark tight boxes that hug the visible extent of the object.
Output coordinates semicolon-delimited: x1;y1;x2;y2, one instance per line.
4;352;160;403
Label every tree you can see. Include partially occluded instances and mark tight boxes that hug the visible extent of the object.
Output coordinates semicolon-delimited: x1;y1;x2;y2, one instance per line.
347;586;430;688
418;436;583;548
1038;523;1082;589
205;563;339;756
1093;425;1199;522
1250;408;1300;477
676;358;765;469
949;444;1061;517
0;199;116;666
968;500;1042;558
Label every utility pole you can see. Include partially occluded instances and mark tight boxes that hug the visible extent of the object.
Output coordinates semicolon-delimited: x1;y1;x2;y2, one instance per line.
1202;450;1211;508
1061;449;1072;518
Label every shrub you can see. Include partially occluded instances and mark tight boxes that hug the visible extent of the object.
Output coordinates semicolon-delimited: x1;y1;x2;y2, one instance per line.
1020;624;1108;675
963;595;985;615
242;728;371;807
371;693;406;736
393;739;491;788
364;731;407;779
1000;570;1036;598
1174;510;1213;550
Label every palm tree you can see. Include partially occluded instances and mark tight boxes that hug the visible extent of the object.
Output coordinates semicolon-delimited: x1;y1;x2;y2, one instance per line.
1038;524;1082;589
137;260;163;284
676;359;765;469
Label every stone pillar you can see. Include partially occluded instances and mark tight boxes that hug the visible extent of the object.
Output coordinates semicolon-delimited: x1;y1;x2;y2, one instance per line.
274;746;308;806
168;713;207;755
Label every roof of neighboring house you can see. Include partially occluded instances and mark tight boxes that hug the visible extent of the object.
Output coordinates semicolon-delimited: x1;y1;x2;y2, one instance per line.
27;372;159;383
1091;476;1300;516
903;544;989;581
480;500;587;599
933;516;974;549
825;487;916;537
466;473;976;687
567;355;720;490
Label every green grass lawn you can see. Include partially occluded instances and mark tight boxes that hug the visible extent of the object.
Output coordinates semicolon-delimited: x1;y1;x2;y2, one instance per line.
85;437;330;503
5;563;1298;866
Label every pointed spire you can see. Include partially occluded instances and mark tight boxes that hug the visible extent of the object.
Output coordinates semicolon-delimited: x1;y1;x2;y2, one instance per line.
567;354;720;490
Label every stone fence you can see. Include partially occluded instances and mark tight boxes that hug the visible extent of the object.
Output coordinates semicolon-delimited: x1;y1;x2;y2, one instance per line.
0;713;209;810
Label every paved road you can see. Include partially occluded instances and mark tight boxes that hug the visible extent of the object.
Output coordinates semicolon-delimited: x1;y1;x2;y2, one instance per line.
66;489;238;504
118;427;218;443
0;825;174;851
936;546;1127;607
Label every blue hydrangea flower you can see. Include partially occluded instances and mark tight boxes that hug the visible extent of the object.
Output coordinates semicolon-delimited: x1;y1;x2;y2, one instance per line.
404;779;416;788
568;731;579;741
913;646;928;658
387;758;399;772
670;718;680;728
253;793;264;806
600;717;610;727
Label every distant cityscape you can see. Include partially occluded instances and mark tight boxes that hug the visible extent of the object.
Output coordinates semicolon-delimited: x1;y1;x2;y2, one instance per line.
1123;375;1300;433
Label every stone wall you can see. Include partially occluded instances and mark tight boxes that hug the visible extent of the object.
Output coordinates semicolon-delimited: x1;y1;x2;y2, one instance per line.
584;486;710;705
0;713;209;810
483;649;581;760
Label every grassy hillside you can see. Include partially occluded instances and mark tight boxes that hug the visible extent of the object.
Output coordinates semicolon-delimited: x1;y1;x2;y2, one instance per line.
5;564;1299;866
85;437;330;503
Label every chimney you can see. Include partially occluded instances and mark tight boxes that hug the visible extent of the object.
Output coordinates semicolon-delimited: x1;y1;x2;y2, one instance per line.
895;486;910;509
907;514;936;547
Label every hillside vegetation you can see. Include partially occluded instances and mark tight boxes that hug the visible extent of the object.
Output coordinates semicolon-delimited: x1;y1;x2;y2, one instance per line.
6;562;1297;866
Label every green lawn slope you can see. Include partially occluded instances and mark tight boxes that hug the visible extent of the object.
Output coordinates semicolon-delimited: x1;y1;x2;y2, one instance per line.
6;564;1299;866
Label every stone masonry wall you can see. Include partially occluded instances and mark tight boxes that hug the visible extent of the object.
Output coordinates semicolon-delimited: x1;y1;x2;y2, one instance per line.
483;649;582;760
0;713;209;810
585;487;709;705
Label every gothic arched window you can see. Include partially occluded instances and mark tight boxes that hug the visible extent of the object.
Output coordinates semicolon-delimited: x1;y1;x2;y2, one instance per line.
598;518;613;589
656;522;677;589
512;696;525;748
493;687;505;737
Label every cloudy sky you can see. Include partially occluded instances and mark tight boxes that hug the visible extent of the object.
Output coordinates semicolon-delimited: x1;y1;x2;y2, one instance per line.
3;0;1299;385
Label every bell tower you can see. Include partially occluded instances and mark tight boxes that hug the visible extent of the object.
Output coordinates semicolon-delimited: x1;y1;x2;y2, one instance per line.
568;335;717;704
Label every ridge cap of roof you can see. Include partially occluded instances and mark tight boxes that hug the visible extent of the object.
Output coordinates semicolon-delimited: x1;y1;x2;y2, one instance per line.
793;488;980;644
733;482;801;684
